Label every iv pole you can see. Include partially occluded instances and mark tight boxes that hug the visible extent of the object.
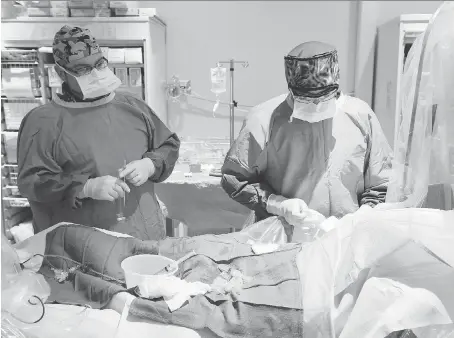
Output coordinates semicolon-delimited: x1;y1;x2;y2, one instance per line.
216;59;249;146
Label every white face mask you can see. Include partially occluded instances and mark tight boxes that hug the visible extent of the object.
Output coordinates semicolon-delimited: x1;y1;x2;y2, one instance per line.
58;64;121;100
290;96;337;123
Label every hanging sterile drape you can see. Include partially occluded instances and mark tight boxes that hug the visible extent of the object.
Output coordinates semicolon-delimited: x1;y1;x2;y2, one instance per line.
385;1;454;207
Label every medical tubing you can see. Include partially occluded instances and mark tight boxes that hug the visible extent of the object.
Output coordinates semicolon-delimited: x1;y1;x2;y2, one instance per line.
190;92;253;107
20;254;124;285
19;257;171;326
113;296;133;338
5;295;46;325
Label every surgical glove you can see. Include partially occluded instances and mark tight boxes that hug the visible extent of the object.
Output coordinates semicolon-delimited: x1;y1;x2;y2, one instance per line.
266;195;309;226
81;175;130;201
119;158;156;187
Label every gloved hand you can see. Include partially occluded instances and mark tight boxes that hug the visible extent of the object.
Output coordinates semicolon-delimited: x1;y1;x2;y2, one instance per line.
81;175;130;201
119;158;156;187
266;194;326;228
139;275;210;299
266;195;309;226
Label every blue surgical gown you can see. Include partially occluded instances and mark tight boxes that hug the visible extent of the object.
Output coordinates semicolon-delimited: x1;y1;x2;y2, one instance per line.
17;92;180;240
221;94;393;222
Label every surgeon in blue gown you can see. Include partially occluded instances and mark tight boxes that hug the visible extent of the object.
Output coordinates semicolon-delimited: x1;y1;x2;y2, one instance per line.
17;25;180;240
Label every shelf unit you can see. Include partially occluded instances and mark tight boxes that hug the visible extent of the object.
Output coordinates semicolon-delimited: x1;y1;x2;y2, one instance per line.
1;50;41;240
1;17;167;240
2;16;168;122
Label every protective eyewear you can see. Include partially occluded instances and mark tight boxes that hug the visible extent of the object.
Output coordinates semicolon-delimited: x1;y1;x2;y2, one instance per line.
284;51;340;99
59;56;109;77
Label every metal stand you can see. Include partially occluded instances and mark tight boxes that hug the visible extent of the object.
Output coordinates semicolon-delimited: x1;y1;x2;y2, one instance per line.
216;59;248;146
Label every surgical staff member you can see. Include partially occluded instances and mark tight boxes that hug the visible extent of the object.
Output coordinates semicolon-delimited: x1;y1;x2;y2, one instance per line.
221;41;392;227
17;26;180;240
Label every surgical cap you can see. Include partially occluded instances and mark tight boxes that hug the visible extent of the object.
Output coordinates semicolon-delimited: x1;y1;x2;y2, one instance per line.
284;41;340;101
52;25;101;67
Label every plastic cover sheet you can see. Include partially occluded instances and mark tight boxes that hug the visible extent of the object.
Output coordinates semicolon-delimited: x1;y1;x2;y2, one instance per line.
386;1;454;207
239;216;290;244
297;206;454;338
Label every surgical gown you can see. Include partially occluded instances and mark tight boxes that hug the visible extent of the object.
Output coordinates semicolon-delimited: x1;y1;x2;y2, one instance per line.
221;94;392;222
17;92;180;240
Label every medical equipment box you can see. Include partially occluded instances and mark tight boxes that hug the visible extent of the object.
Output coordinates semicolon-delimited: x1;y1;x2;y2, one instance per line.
107;48;125;64
25;1;51;7
70;8;95;16
3;198;30;208
69;0;94;8
124;48;143;64
3;133;18;164
8;173;18;186
114;8;139;16
27;8;52;16
109;1;128;8
50;1;69;8
47;66;63;88
114;68;128;87
51;8;70;16
94;8;111;17
3;101;40;130
129;68;142;87
93;0;109;8
5;186;21;197
139;8;157;17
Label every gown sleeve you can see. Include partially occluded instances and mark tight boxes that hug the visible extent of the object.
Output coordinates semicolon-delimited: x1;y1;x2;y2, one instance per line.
17;108;90;207
360;111;393;207
124;96;180;183
221;118;275;220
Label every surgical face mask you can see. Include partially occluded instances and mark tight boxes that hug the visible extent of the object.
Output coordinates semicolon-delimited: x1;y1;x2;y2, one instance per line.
290;96;337;123
57;63;121;100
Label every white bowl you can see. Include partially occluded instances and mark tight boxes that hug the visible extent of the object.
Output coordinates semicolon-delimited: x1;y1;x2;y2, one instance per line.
121;254;178;289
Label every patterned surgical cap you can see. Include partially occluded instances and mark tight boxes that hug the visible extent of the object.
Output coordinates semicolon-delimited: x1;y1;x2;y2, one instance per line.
52;25;101;67
284;50;340;102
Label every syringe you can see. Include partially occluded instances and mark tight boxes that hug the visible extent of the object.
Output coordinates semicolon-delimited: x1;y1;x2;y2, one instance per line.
116;160;126;222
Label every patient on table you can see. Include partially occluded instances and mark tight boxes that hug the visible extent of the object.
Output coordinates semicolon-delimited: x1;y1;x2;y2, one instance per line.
8;206;454;338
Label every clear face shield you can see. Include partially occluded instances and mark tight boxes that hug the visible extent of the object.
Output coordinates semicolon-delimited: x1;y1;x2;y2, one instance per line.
284;51;340;123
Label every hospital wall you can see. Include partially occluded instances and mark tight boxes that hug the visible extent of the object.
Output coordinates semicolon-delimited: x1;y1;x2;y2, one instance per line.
355;0;442;109
142;1;440;140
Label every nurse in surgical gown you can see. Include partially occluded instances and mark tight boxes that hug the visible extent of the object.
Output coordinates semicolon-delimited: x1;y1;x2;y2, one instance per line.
222;41;393;225
17;25;180;240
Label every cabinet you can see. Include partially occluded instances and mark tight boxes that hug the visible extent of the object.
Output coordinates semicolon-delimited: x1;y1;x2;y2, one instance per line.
373;14;431;147
1;17;167;240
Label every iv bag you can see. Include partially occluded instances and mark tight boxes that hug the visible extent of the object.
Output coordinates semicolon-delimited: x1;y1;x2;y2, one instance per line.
210;67;227;95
